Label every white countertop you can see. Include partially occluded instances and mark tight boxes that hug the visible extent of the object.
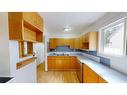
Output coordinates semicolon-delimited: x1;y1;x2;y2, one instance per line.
48;52;127;83
77;55;127;83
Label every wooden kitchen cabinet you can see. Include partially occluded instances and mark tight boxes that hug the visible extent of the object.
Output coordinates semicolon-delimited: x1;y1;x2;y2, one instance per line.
8;12;43;42
82;33;89;43
89;32;98;50
70;56;78;69
48;59;56;69
74;38;80;49
56;38;64;46
49;32;98;50
76;60;83;83
23;12;43;31
98;76;107;83
49;38;74;49
49;38;56;49
63;58;71;69
83;64;108;83
83;64;99;83
82;32;98;51
56;58;63;69
49;32;97;50
68;39;74;48
48;56;79;70
79;37;83;49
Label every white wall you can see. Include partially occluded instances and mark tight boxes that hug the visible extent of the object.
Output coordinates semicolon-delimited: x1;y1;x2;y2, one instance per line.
15;61;36;83
35;43;45;64
83;12;127;32
48;32;79;38
44;28;50;71
0;12;37;82
9;41;19;77
83;12;127;75
0;12;10;76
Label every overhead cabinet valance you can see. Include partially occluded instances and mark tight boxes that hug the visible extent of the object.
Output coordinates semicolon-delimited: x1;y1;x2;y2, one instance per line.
8;12;43;42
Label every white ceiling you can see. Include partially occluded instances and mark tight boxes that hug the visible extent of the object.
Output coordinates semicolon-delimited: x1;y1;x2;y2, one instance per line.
39;12;106;35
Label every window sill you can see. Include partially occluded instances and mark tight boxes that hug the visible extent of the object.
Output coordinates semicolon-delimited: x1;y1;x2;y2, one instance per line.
98;53;127;59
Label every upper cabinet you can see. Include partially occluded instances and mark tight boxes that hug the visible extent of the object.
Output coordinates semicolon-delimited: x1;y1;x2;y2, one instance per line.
82;32;98;51
49;32;98;51
49;38;74;49
49;38;56;49
8;12;43;42
23;12;43;31
74;38;80;49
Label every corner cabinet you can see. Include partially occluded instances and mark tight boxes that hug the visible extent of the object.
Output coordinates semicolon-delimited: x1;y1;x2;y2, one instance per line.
8;12;43;42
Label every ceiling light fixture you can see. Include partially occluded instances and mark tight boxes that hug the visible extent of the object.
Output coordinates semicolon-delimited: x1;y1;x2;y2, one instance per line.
64;25;72;32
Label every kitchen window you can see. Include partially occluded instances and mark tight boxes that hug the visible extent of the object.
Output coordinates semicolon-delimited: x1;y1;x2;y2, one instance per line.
100;19;126;56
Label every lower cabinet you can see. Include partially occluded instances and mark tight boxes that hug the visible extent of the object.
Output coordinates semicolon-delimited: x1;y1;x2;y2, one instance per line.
76;60;83;83
48;56;108;83
98;76;107;83
48;56;80;70
83;64;107;83
83;64;98;83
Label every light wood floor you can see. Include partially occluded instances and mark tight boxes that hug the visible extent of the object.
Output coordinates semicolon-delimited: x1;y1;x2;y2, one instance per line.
37;63;80;83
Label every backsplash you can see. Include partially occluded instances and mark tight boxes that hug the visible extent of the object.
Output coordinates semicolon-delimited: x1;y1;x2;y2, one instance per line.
80;49;111;67
100;57;110;67
50;46;75;52
78;49;97;56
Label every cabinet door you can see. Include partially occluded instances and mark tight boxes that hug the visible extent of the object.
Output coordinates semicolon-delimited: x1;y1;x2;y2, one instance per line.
23;12;43;31
64;39;70;47
55;57;63;70
83;64;88;82
70;57;77;69
49;38;56;49
84;33;89;43
99;77;107;83
63;58;71;69
8;12;23;41
89;32;98;51
35;14;43;31
76;38;80;49
23;27;36;42
74;58;80;69
70;39;74;48
76;63;83;83
82;34;85;43
74;38;78;49
23;12;35;26
79;37;83;49
55;39;62;47
83;64;98;83
48;59;56;70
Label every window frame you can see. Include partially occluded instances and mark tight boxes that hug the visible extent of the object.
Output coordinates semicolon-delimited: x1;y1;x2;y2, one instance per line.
99;18;127;57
